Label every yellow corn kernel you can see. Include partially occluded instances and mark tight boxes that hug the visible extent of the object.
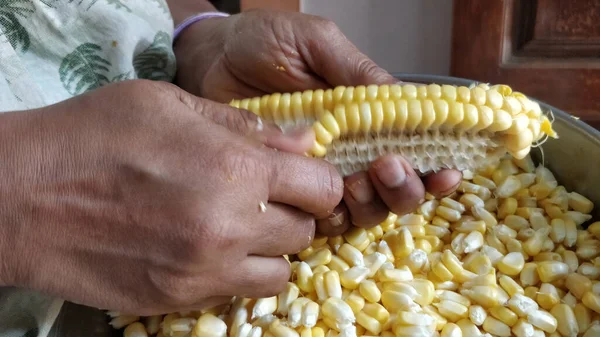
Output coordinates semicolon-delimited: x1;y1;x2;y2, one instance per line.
526;309;557;333
323;270;343;299
405;279;435;306
355;311;382;335
277;283;300;315
381;291;415;313
568;191;594;213
537;283;560;310
344;290;365;314
536;261;569;283
589;221;600;239
433;300;469;322
582;291;600;314
524;286;539;301
124;323;149;337
512;319;535;337
582;323;600;337
497;252;525;276
340;266;369;290
565;273;592;300
436;206;462;222
252;297;278;320
468;305;487;326
435;290;471;307
489;306;519;327
573;303;592;333
343;227;370;252
519;262;539;287
562;250;579;273
396;214;425;226
482;316;511;337
498;275;524;297
353;304;385;329
304;248;333;268
508;293;539;317
269;319;301;337
327;255;350;274
337;243;364;267
321;298;355;331
550;304;578;337
193;313;227;337
440;323;462;337
472;206;498;228
498;198;518;219
359;280;381;303
579;262;600;280
109;315;140;330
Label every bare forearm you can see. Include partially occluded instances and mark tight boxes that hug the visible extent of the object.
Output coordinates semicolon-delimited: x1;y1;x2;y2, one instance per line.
166;0;217;26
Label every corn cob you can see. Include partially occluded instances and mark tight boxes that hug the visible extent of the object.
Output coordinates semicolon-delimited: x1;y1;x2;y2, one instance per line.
229;83;558;176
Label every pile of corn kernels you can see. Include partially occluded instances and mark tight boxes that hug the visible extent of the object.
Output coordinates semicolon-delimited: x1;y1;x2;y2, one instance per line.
107;154;600;337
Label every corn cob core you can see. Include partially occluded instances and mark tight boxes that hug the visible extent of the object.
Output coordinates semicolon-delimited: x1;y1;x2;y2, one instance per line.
229;83;558;176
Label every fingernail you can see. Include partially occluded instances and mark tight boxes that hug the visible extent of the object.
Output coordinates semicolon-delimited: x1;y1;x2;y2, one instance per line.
280;125;310;136
374;156;407;188
328;212;345;227
347;179;374;204
439;179;462;197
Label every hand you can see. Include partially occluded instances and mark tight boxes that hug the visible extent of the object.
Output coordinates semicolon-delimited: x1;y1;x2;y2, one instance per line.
173;9;462;235
0;80;342;315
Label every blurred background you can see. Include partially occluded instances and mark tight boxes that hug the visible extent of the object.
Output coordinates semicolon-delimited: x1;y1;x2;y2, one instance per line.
208;0;600;129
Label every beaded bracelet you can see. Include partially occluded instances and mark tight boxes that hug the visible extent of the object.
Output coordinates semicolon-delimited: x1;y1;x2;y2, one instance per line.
173;11;230;41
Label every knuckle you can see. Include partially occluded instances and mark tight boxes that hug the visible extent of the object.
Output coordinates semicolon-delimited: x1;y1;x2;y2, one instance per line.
356;57;381;78
317;162;344;210
219;147;263;181
317;18;341;34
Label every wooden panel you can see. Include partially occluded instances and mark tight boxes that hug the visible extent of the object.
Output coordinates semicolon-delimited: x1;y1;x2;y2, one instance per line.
451;0;600;129
241;0;299;11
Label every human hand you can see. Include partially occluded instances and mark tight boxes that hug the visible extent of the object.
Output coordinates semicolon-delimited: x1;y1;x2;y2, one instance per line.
0;80;342;315
173;9;462;235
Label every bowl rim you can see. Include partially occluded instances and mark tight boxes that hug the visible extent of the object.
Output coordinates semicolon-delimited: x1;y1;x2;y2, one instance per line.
391;72;600;144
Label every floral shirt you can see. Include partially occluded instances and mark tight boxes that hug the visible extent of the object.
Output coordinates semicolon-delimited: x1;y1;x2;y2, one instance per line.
0;1;176;337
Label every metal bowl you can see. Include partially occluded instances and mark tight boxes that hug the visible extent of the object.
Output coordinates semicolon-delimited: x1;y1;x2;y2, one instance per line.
50;73;600;337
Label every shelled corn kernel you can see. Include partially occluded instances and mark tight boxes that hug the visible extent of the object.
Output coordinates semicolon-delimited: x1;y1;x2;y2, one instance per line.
107;152;600;337
228;83;557;176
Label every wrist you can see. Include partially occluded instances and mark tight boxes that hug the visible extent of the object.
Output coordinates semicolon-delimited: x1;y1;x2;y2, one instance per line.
173;14;236;96
0;111;36;287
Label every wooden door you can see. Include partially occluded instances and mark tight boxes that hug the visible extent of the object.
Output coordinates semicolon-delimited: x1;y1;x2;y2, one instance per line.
451;0;600;129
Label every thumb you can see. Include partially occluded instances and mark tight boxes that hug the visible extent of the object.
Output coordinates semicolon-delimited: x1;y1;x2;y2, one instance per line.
184;94;315;155
298;20;397;86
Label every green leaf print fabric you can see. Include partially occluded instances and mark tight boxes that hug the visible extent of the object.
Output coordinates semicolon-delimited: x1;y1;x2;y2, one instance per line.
0;1;176;336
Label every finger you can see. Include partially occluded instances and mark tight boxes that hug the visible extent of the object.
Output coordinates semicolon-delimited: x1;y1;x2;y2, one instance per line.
368;154;426;216
248;202;315;257
198;100;315;154
297;20;397;86
267;150;344;216
343;172;390;228
316;203;352;237
423;169;463;199
229;256;291;298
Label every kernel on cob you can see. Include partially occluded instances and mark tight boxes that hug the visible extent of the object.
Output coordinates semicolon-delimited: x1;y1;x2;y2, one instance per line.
229;83;558;176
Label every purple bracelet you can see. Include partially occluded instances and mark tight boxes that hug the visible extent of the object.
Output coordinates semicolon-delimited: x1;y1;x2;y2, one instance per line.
173;11;230;41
